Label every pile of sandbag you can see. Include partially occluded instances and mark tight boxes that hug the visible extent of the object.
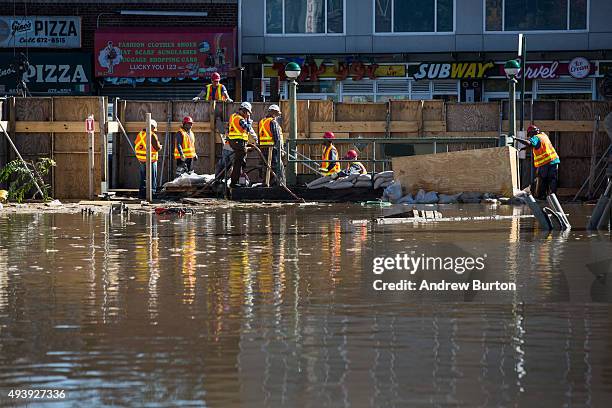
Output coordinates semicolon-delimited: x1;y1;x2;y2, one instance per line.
373;171;394;189
306;173;378;189
163;172;215;189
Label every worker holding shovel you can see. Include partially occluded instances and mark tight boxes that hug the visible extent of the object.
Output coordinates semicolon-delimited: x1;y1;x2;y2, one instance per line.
258;104;285;186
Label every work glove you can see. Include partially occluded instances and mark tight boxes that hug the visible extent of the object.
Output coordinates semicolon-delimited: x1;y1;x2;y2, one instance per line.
192;97;200;102
180;154;186;161
226;98;233;103
194;154;199;161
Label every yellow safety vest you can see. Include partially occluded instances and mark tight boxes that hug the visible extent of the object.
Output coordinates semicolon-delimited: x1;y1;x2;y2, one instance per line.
321;144;340;176
228;113;249;141
205;84;226;101
348;161;367;174
174;127;196;159
533;133;559;168
134;130;159;163
259;117;274;146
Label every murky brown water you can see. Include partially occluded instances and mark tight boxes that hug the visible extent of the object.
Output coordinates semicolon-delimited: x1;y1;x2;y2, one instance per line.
0;204;611;407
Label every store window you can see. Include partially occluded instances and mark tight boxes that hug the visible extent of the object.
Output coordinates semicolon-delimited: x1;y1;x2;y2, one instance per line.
266;0;344;34
485;0;587;31
375;0;454;33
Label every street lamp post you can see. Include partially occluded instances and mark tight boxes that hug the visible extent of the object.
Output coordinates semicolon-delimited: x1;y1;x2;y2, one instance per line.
504;59;521;145
285;62;301;186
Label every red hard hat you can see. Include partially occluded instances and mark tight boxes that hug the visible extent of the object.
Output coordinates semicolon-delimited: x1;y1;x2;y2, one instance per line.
527;124;540;136
211;72;221;81
345;150;358;159
183;116;194;124
323;131;335;140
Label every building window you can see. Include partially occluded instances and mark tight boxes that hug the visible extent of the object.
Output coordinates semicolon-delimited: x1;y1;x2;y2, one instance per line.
266;0;344;34
374;0;454;33
485;0;588;31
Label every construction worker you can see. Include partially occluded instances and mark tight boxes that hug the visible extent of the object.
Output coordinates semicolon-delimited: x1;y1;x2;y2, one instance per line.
258;104;285;185
174;116;198;176
320;131;340;177
134;119;162;198
192;72;232;102
339;150;367;176
516;124;560;198
228;102;257;187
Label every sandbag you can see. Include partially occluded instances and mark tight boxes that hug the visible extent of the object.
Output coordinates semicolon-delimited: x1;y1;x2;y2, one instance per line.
354;180;373;188
307;176;333;189
357;174;372;182
414;189;439;204
382;181;402;203
459;192;483;203
438;193;462;204
325;181;355;189
397;193;415;204
374;175;393;189
337;174;359;183
373;171;394;181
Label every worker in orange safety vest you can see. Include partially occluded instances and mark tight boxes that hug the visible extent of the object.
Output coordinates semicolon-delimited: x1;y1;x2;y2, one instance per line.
134;119;162;198
516;124;560;198
174;116;198;176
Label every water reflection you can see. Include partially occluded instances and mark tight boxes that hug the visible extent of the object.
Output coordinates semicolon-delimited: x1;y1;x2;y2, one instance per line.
0;205;610;407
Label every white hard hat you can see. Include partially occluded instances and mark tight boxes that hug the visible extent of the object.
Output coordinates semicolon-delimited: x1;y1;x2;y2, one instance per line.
268;104;281;113
150;119;157;129
240;101;252;113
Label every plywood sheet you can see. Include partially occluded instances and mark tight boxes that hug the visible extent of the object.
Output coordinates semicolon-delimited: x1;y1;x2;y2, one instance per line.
392;146;518;196
14;98;52;158
172;101;213;175
335;103;386;122
309;100;334;123
52;97;104;198
446;103;499;132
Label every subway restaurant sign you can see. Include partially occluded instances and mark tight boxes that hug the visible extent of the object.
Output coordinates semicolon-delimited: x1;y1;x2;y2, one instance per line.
0;16;81;48
409;62;496;81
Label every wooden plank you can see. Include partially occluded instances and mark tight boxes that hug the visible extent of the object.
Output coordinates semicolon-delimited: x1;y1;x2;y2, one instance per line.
310;121;446;133
15;121;102;133
502;120;595;132
392;146;519;197
122;122;211;133
434;131;499;138
336;103;386;121
53;97;103;199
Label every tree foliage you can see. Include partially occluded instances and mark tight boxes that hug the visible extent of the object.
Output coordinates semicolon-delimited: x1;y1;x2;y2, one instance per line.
0;158;56;203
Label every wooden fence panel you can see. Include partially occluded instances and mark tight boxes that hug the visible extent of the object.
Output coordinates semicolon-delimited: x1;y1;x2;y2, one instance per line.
446;102;499;133
119;100;169;189
53;97;103;199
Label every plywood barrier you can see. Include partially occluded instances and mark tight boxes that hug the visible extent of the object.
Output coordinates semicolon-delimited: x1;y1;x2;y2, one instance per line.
392;146;519;197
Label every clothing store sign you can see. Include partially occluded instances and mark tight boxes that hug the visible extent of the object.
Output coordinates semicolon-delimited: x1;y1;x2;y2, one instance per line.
94;28;236;78
0;16;81;48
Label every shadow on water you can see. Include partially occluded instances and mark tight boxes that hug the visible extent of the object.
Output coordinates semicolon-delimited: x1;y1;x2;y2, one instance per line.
0;203;610;407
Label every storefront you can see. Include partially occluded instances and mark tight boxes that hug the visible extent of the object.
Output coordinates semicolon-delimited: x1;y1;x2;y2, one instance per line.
94;27;237;100
0;52;92;96
260;56;603;103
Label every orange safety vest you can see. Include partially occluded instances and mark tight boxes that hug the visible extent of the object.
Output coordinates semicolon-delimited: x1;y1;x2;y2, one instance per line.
134;130;159;163
321;144;340;175
174;127;196;159
532;133;559;168
205;83;226;101
258;117;275;146
348;161;367;174
228;113;249;141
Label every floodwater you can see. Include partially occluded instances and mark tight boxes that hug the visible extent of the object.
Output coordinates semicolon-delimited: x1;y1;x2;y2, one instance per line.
0;203;611;407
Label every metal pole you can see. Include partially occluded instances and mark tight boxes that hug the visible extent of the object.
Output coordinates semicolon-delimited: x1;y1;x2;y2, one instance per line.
288;79;298;186
520;35;526;132
509;78;517;140
146;113;153;202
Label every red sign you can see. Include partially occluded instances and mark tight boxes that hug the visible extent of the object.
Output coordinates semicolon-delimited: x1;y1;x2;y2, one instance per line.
94;28;236;78
85;115;94;133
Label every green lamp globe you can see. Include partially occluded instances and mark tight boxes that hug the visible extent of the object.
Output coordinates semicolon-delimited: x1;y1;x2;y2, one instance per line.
285;62;301;79
504;59;521;78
